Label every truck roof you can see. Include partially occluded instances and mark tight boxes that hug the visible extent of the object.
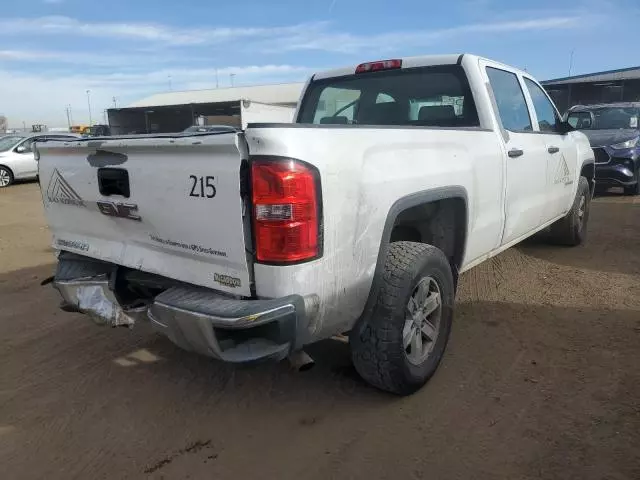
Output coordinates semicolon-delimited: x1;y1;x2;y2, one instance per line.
311;53;523;81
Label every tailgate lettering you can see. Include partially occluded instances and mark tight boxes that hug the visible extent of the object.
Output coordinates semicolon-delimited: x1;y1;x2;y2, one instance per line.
97;201;141;221
214;273;241;288
149;235;227;257
46;169;85;207
56;238;89;252
189;175;217;198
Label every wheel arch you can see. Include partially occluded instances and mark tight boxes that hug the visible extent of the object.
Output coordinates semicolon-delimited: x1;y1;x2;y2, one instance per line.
0;164;15;185
580;158;595;195
0;164;15;174
357;186;468;322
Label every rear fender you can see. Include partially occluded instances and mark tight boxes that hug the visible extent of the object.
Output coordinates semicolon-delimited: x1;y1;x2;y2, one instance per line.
357;186;468;322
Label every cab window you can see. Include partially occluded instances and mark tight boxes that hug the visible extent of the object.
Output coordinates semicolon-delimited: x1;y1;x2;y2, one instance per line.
523;77;561;133
313;87;361;124
299;65;479;127
486;67;532;132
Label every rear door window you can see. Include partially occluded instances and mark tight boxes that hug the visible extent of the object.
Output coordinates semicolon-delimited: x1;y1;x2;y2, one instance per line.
486;67;532;132
298;65;479;127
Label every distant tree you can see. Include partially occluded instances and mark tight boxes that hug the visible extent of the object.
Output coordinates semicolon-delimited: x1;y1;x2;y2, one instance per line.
0;116;7;133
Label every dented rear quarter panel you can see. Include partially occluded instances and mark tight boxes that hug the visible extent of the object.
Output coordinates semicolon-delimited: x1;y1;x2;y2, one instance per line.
246;126;505;341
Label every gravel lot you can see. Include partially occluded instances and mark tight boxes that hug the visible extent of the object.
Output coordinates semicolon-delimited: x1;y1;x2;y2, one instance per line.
1;183;639;480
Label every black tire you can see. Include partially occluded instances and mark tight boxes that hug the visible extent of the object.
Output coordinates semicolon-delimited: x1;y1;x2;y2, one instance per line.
548;176;590;246
0;166;14;188
350;242;454;395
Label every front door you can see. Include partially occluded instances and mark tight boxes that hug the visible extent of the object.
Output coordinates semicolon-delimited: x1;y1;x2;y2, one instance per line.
13;137;38;177
484;65;550;245
522;77;578;221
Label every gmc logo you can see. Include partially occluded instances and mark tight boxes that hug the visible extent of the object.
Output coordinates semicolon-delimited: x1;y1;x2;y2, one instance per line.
96;201;141;221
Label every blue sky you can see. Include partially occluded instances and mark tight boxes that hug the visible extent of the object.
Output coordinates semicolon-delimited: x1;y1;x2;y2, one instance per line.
1;0;638;127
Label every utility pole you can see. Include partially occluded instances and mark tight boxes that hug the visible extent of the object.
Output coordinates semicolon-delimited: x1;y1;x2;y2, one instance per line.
230;73;236;87
568;49;575;77
86;90;92;125
112;96;118;108
65;105;72;129
215;69;219;88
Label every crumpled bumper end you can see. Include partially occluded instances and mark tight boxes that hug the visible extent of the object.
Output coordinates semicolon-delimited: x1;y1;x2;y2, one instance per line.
55;276;147;328
53;272;314;364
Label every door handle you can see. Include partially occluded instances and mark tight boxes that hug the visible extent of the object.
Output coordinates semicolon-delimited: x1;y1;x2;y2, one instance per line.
508;148;524;158
548;146;560;154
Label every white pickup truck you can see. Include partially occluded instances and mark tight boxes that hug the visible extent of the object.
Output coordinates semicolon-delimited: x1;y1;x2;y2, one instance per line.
37;54;595;395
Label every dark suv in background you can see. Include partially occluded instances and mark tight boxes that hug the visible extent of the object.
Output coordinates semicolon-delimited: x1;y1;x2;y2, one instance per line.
567;102;640;195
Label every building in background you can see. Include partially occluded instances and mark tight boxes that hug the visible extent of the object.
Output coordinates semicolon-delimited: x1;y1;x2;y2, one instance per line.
107;83;304;134
542;66;640;114
0;116;7;134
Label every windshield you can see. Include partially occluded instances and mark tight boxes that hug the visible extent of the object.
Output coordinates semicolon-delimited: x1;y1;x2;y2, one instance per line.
567;107;640;130
0;136;25;152
297;65;479;127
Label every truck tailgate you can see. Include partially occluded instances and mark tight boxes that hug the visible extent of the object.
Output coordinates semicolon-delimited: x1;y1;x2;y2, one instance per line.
38;134;252;296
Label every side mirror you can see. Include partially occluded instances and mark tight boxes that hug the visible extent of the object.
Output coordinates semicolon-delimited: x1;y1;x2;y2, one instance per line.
15;145;27;154
557;121;575;135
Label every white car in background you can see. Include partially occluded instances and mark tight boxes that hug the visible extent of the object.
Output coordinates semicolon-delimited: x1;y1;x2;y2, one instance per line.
0;133;80;187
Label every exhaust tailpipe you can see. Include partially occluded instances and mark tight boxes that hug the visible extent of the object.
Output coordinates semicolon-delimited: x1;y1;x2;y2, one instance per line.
288;350;315;372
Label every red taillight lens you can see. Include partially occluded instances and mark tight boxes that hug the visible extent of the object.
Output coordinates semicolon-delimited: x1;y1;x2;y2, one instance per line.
355;59;402;74
251;158;321;263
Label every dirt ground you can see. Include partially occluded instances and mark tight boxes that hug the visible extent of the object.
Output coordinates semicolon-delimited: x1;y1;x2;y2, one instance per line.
1;182;639;480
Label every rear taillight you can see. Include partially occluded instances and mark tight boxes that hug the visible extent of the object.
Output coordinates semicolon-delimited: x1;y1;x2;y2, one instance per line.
355;59;402;74
251;158;321;263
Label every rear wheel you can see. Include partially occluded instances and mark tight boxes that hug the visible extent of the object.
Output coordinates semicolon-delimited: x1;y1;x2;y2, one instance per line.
0;166;13;188
350;242;454;395
548;176;590;246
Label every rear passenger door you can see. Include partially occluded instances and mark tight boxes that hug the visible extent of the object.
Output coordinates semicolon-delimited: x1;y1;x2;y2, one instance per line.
522;77;577;221
484;64;550;246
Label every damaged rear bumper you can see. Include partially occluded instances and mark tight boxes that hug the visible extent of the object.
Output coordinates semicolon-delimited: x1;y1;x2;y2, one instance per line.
55;268;314;364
